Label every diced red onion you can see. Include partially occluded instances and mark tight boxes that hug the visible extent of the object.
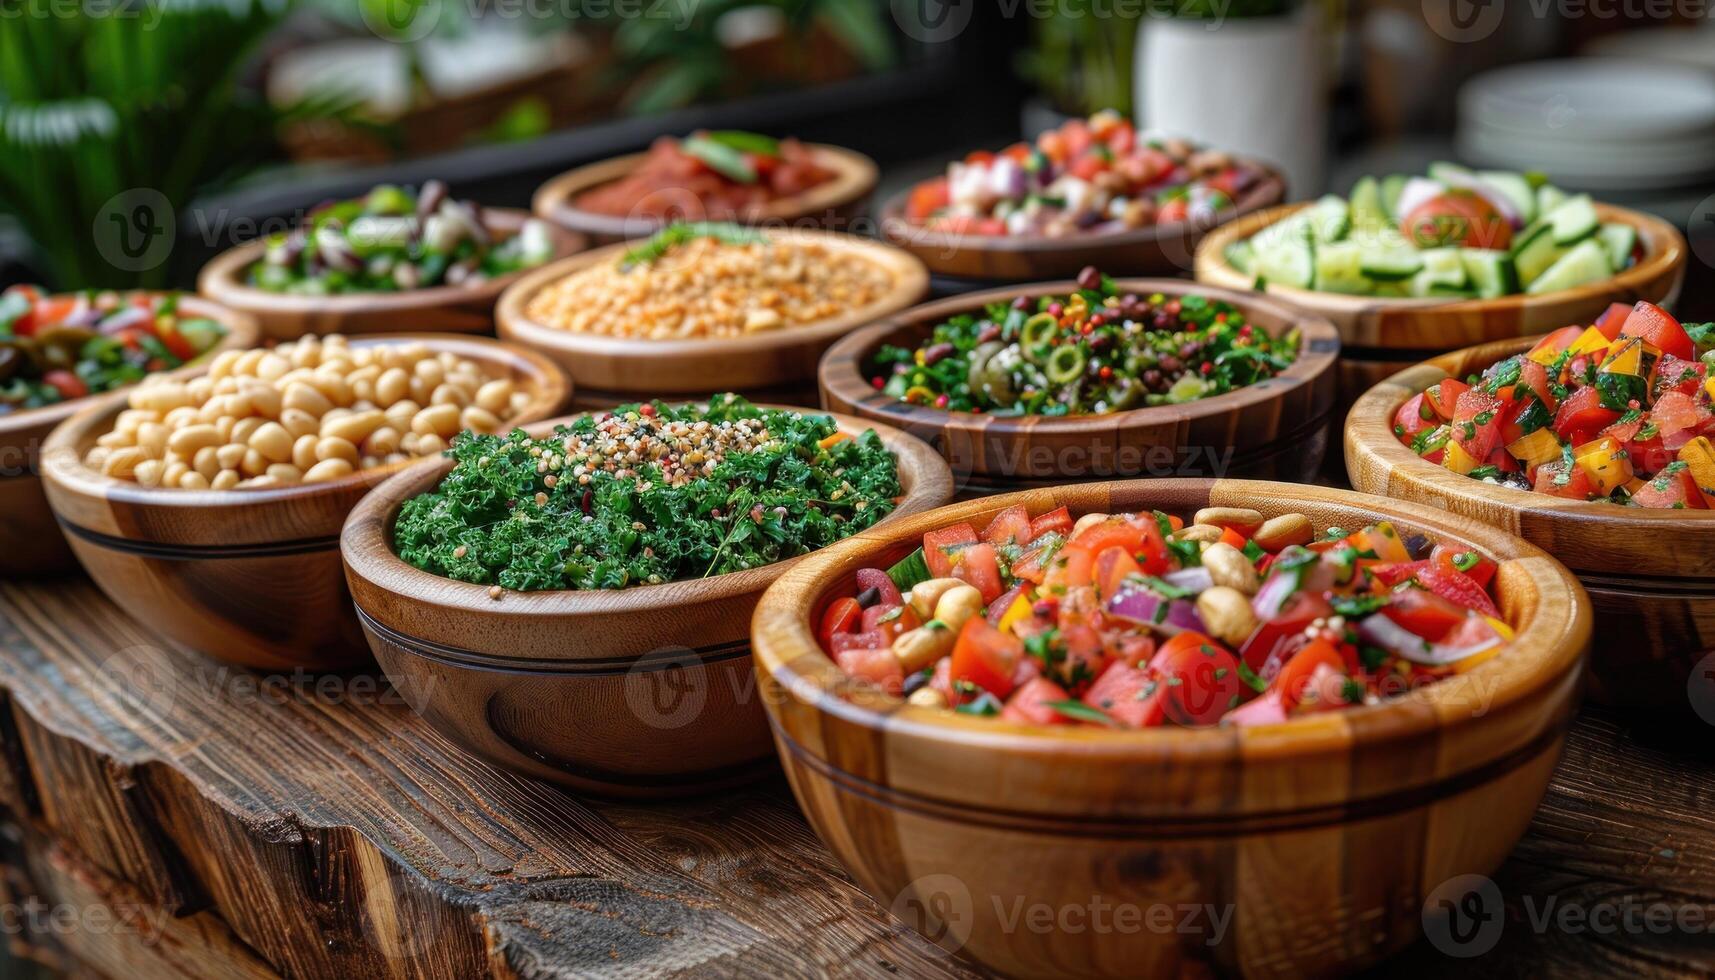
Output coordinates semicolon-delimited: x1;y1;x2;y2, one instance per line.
1107;587;1207;636
1162;566;1213;594
1356;613;1501;666
96;307;149;334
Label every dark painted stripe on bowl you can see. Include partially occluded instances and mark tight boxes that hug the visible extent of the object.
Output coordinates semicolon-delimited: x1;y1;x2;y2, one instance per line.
57;517;340;560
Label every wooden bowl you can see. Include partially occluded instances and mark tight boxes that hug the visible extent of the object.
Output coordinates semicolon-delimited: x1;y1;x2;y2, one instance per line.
818;279;1340;493
495;229;929;404
38;334;570;671
530;143;879;244
752;478;1591;979
1346;336;1715;710
340;408;955;798
1195;201;1687;410
197;209;588;341
0;296;259;576
877;161;1285;283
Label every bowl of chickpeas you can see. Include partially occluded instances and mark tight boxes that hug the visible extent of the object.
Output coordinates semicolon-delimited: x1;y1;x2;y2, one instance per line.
39;333;570;670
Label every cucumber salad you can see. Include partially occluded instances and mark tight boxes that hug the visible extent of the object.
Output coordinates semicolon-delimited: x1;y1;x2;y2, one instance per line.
1225;163;1638;300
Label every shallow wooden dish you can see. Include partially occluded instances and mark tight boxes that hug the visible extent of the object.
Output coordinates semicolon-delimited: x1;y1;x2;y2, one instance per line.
530;143;879;244
39;334;570;671
495;229;929;398
753;478;1590;978
1347;336;1715;709
0;296;259;576
197;208;587;340
1196;201;1687;410
877;161;1284;282
340;407;954;798
819;279;1340;493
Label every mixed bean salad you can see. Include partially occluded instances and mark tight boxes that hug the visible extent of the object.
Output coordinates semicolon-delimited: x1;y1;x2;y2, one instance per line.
872;267;1298;414
248;181;555;295
821;505;1511;727
0;286;226;416
1395;301;1715;507
395;396;902;594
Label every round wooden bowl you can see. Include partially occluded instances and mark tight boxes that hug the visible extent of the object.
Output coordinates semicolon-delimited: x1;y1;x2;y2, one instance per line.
196;209;588;341
340;407;955;798
818;279;1340;493
752;478;1590;978
0;296;259;576
495;229;929;399
38;334;571;671
530;143;879;244
877;161;1285;283
1195;201;1687;410
1346;336;1715;709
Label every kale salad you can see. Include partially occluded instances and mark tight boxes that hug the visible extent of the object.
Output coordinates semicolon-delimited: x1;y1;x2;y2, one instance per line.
394;395;902;592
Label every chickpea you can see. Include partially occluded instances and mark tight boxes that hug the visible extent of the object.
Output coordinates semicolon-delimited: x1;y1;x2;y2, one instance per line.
216;443;247;471
321;410;384;446
1203;542;1261;595
932;585;984;633
363;426;401;457
476;379;513;415
412;403;461;439
1193;507;1265;535
1196;586;1258;647
303;458;353;483
133;458;164;487
907;578;965;621
907;687;947;708
279;408;319;440
248;422;294;463
211;469;240;491
316;437;360;466
192;445;220;480
266;463;303;484
893;623;956;673
1254;513;1313;552
461;407;500;433
230;417;266;447
179;470;210;490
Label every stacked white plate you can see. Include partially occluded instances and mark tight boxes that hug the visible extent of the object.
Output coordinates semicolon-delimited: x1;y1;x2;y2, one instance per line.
1457;58;1715;192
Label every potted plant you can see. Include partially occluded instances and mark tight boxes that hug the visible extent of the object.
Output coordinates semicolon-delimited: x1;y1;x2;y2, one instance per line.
1134;0;1325;197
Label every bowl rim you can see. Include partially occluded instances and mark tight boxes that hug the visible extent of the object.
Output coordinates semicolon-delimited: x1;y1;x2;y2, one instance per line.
40;332;571;514
1345;333;1715;567
493;227;931;364
340;403;956;624
195;206;587;317
0;294;260;443
530;142;880;239
752;478;1589;766
1193;199;1687;322
817;277;1341;438
876;159;1287;257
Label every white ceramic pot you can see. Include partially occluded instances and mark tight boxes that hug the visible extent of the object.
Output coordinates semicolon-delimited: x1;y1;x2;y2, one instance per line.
1136;4;1325;197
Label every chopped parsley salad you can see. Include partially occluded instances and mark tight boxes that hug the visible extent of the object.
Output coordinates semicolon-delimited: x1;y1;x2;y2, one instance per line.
819;505;1511;728
870;266;1298;415
1394;301;1715;507
0;285;227;417
394;396;902;594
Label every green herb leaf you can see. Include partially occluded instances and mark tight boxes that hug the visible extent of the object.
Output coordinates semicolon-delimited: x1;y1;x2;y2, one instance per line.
1042;700;1117;727
681;136;758;183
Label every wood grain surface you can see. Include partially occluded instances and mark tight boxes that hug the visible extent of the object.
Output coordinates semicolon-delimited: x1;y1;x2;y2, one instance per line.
531;143;879;245
197;209;588;340
0;573;1707;978
1345;336;1715;709
877;162;1286;282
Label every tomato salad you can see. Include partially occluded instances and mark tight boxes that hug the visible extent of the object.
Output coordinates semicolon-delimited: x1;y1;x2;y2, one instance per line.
0;286;226;416
574;131;837;221
1394;300;1715;507
820;504;1511;727
901;110;1268;239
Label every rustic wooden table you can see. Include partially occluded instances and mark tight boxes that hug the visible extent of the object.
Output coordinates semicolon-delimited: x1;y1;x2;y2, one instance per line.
0;575;1709;978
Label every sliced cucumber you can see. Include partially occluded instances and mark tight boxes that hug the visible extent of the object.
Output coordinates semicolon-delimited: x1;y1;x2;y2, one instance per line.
1379;174;1408;222
1476;170;1537;224
1548;194;1600;245
1525;237;1614;295
1427;161;1475;184
1596;222;1638;271
1512;223;1568;286
1410;248;1470;297
1313;241;1372;294
1250;210;1313;254
1255;237;1316;290
1224;239;1255;276
1536;183;1568;216
1359;246;1425;282
1305;194;1351;243
1350;176;1389;234
1461;248;1520;299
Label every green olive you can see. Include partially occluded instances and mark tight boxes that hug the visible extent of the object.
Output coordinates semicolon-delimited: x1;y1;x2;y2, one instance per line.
966;341;1003;391
1020;313;1058;363
1045;345;1087;385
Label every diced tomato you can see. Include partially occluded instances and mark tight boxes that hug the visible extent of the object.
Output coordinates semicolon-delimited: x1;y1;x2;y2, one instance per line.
949;619;1024;699
1001;677;1073;726
1224;690;1288;727
981;505;1033;546
1157;198;1189;224
1367;560;1429;588
1425;378;1469;420
1093;545;1143;599
41;370;87;401
156;324;197;361
1619;301;1694;362
1604;416;1671;474
1239;588;1329;678
1049;623;1111;696
929;656;956;703
862;603;921;644
1073;516;1171;574
1395;392;1438;441
1431;544;1497;589
853;567;902;609
1081;661;1165;728
22;297;78;337
963;149;996;166
1632;465;1710;509
817;597;861;651
1270;639;1347;710
1103;632;1156;669
1652;391;1708;451
1028;506;1074;542
1059;118;1093;157
1218;526;1249;552
923;524;979;579
1012;542;1053;584
1381;589;1470;642
1105;120;1136;154
1147;631;1246;725
830;629;885;653
1043;542;1095;591
1655;356;1706;399
1068;153;1107;182
1594;302;1633;340
1451;388;1504;460
1516;359;1557;411
951;542;1004;603
835;646;903;695
1417;565;1499;619
1553;386;1620;442
1533;457;1596;499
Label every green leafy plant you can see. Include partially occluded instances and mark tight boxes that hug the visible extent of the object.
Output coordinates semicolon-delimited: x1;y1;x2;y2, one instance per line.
1017;7;1141;117
0;0;288;289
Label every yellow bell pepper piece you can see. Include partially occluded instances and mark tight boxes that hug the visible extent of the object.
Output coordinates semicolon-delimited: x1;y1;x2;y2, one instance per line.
1678;436;1715;507
1507;428;1562;469
1573;436;1633;495
1567;326;1612;358
996;592;1035;634
1596;336;1660;383
1705;375;1715;402
1443;439;1482;476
